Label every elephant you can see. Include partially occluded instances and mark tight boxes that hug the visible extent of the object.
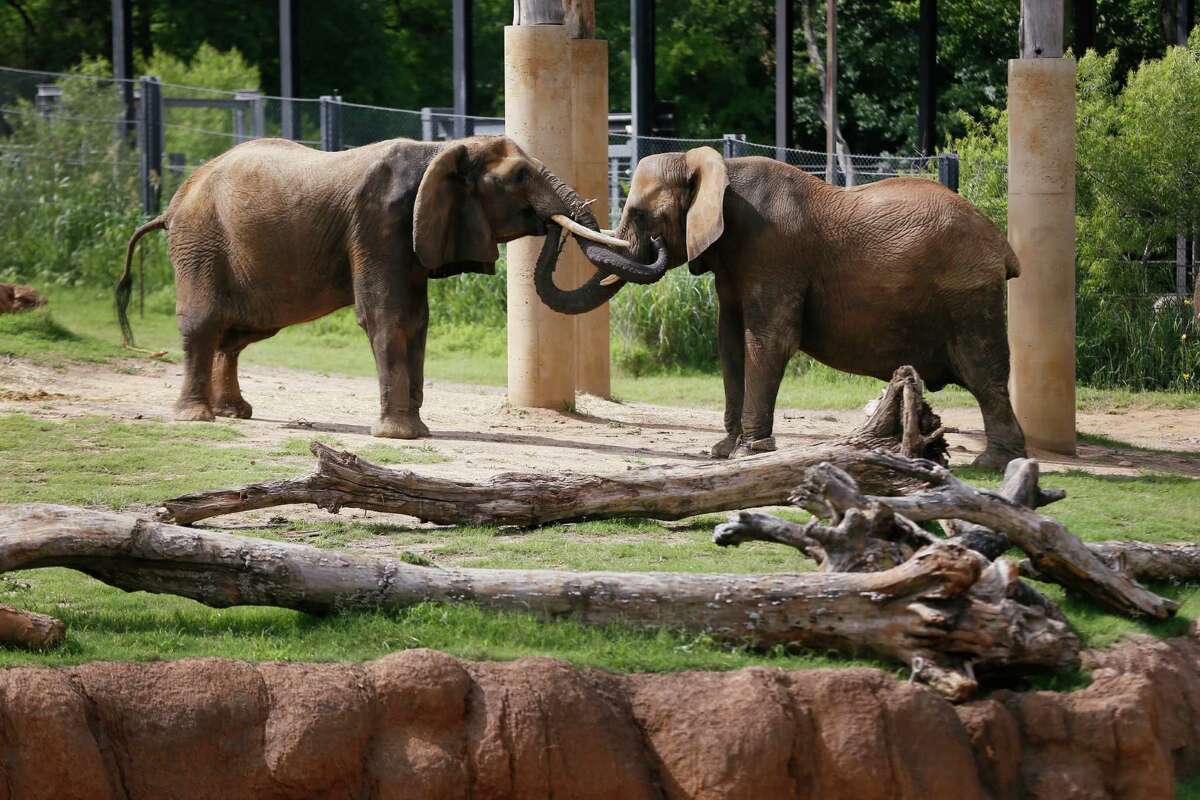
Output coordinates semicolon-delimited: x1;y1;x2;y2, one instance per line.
534;146;1027;469
115;135;654;438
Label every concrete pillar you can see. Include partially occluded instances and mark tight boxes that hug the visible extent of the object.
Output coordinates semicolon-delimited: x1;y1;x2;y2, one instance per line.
505;24;577;409
1007;57;1076;454
570;37;611;398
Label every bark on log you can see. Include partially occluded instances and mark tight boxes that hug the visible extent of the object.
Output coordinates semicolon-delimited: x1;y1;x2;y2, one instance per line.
159;367;948;528
941;458;1063;560
0;602;65;649
0;504;1079;701
853;453;1178;620
1022;541;1200;584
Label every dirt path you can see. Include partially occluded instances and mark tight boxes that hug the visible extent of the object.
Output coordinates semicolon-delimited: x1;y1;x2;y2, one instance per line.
2;354;1198;488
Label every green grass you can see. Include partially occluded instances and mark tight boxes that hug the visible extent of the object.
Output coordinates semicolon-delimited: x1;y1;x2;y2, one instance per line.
271;435;449;465
13;287;1200;412
1180;776;1200;799
0;413;1198;677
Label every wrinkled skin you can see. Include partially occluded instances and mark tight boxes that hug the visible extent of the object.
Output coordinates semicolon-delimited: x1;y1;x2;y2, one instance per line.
542;147;1026;469
117;136;599;439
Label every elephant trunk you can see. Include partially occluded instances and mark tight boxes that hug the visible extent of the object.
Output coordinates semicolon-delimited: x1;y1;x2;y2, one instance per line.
533;165;670;315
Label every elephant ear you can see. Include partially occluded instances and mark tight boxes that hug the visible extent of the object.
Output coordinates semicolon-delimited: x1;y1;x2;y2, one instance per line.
684;147;729;262
413;143;500;274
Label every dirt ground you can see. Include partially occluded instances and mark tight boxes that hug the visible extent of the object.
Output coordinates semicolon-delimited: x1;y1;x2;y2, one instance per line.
3;354;1198;484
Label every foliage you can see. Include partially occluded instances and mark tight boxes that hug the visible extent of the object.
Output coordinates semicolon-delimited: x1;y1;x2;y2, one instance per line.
0;0;1184;153
953;37;1200;391
140;42;260;164
0;58;171;290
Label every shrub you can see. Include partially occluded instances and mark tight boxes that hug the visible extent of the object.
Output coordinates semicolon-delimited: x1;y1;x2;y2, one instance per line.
953;36;1200;391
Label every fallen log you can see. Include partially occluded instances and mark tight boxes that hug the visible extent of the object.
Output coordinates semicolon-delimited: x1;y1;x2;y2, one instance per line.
0;504;1078;701
159;366;947;527
0;603;65;649
1022;541;1200;584
845;453;1178;620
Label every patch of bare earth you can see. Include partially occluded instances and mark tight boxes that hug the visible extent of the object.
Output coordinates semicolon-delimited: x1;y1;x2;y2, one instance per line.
1;354;1197;547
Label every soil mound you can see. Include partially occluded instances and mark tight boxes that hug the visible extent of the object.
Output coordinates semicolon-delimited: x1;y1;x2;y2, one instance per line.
1;633;1198;798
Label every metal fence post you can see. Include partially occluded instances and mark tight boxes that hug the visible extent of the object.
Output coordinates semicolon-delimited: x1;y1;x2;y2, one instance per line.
319;95;342;152
236;90;265;139
609;154;621;228
35;84;61;120
937;152;960;192
137;76;163;215
722;134;746;159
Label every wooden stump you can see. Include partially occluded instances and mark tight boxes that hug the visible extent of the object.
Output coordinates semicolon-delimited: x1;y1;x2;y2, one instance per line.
0;603;65;650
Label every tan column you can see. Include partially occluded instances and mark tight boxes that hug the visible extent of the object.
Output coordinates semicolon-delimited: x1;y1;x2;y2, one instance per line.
1007;57;1076;454
569;37;611;398
505;24;576;409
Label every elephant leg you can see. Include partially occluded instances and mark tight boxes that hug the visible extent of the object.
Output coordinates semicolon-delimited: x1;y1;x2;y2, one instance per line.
174;314;220;422
212;328;279;419
949;304;1027;470
733;328;794;458
711;294;745;459
361;283;430;439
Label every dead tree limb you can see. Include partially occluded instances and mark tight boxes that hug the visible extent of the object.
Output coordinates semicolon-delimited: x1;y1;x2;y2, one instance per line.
159;367;948;528
941;458;1065;560
855;453;1178;620
0;603;65;649
715;462;1068;625
0;504;1078;701
1022;541;1200;585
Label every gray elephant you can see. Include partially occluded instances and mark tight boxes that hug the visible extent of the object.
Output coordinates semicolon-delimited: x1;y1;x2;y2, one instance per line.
116;135;648;438
535;146;1026;469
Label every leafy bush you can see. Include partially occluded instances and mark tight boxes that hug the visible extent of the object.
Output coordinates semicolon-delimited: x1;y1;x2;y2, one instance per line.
140;43;261;166
954;36;1200;391
611;269;719;374
0;58;171;290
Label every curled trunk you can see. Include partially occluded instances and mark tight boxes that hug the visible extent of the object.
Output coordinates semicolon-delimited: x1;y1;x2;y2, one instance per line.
534;166;671;315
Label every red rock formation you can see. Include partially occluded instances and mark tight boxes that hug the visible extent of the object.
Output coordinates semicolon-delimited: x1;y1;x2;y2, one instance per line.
0;635;1197;799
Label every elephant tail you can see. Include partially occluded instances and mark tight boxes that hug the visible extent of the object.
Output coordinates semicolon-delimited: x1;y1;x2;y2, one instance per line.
1003;243;1021;280
116;215;168;347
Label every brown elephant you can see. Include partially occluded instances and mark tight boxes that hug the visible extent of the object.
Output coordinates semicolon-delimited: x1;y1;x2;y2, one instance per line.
535;146;1027;469
116;135;655;438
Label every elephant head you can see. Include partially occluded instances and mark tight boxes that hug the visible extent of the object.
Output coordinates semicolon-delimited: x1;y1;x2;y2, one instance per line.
413;136;670;287
535;146;728;314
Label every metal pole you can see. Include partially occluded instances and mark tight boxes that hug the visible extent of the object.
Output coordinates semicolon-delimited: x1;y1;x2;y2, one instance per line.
1176;0;1195;45
319;95;342;152
279;0;299;140
138;76;163;215
775;0;794;160
917;0;936;154
111;0;134;142
630;0;655;168
825;0;836;183
453;0;474;139
1072;0;1096;52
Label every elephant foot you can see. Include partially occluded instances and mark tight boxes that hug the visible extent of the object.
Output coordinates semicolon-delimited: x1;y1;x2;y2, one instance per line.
213;397;253;419
971;446;1025;471
710;433;741;459
174;402;215;423
731;435;777;459
372;414;430;440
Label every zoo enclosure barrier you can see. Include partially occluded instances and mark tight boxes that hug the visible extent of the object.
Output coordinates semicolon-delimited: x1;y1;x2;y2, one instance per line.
0;65;960;229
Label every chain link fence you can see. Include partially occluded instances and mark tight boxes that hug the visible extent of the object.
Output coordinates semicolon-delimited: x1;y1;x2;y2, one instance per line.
1;65;960;229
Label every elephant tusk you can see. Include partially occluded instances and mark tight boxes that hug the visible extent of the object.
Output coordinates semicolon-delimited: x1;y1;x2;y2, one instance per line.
599;273;622;286
550;214;631;248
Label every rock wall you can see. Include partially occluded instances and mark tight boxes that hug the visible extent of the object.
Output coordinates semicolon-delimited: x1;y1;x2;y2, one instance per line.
2;634;1199;799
